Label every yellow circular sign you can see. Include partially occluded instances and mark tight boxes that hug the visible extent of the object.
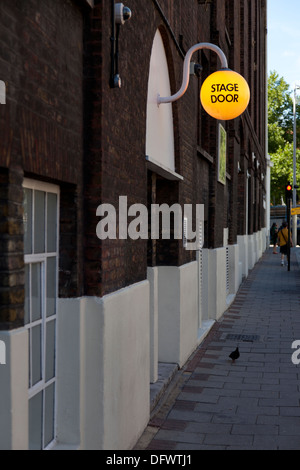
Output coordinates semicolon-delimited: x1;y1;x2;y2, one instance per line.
200;69;250;120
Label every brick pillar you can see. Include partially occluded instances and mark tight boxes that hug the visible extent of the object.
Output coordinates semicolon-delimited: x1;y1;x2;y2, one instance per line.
0;166;24;331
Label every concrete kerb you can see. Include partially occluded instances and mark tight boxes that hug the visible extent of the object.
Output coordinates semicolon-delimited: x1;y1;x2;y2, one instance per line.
150;363;179;412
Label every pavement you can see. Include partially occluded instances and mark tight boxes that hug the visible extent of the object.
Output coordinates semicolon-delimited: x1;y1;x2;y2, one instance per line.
134;247;300;450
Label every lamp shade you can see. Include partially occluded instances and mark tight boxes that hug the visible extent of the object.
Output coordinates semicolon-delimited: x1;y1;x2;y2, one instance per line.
200;69;250;120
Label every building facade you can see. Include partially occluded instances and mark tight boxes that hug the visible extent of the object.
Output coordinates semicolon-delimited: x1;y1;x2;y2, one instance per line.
0;0;267;450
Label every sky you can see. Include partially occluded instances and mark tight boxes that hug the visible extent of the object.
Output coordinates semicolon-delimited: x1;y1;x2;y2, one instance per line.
268;0;300;91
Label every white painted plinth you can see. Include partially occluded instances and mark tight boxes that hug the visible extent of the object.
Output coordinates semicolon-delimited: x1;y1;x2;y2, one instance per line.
157;262;198;367
57;281;150;450
0;328;28;450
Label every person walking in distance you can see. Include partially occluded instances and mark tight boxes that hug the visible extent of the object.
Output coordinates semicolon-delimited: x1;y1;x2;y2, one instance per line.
277;221;293;266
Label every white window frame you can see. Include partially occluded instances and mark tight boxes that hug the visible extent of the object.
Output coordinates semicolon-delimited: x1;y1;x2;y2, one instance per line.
23;178;60;451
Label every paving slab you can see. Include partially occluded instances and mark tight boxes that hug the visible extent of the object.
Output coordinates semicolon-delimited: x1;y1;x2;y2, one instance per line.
134;248;300;450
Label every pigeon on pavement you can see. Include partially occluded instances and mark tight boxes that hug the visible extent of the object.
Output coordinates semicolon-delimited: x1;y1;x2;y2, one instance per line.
229;347;240;363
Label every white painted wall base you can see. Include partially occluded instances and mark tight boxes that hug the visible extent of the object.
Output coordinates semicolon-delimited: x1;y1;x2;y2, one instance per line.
261;227;268;253
228;244;241;295
248;234;255;270
147;267;159;384
57;280;150;450
237;229;266;280
208;247;227;320
0;230;269;451
237;234;249;278
201;230;266;322
0;328;28;450
201;249;210;322
157;262;198;367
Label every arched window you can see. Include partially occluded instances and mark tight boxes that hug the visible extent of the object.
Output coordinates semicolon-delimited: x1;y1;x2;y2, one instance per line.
146;30;176;176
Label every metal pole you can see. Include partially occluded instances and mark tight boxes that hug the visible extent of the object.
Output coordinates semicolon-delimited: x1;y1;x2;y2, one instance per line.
293;86;297;208
293;85;299;246
157;43;228;105
288;197;291;271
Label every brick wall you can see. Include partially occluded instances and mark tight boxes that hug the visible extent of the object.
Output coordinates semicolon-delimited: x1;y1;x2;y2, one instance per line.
0;167;24;329
0;0;85;328
83;0;267;296
0;0;267;319
83;0;201;296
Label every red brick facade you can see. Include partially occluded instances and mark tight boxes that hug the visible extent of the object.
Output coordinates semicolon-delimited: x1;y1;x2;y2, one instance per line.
0;0;86;328
0;0;267;327
84;0;267;296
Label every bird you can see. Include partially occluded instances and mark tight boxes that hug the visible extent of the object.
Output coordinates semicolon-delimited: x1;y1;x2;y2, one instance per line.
229;347;240;363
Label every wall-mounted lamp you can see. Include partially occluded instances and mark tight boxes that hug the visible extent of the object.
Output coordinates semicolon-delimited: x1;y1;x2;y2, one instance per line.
158;43;250;121
110;2;132;88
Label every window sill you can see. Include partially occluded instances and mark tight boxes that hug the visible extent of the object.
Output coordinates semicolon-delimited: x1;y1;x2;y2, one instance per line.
146;156;184;181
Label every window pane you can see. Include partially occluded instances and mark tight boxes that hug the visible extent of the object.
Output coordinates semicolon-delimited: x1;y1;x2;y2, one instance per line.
31;263;42;322
32;325;42;386
24;188;33;254
44;384;55;447
25;265;30;325
46;258;56;318
47;193;57;253
45;320;56;382
34;190;45;253
29;391;43;450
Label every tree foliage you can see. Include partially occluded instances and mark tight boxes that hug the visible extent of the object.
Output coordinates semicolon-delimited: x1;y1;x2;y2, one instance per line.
268;71;300;205
271;143;300;205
